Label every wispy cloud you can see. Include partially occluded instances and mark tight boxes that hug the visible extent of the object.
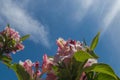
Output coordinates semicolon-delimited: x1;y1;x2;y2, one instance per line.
71;0;94;23
102;0;120;32
0;0;50;47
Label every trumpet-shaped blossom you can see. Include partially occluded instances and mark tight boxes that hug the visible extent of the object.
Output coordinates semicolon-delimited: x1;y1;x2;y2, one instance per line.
15;43;24;51
42;54;53;73
19;59;41;79
19;59;33;77
34;61;40;68
36;70;41;77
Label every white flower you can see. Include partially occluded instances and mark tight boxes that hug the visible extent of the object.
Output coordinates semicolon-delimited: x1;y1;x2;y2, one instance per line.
84;58;97;67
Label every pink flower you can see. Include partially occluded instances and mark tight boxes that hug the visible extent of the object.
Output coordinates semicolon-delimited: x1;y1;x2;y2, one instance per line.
36;70;41;77
55;38;84;64
0;26;25;54
4;26;20;42
15;43;24;51
56;38;66;50
42;54;53;73
19;59;42;79
34;61;40;68
19;59;33;77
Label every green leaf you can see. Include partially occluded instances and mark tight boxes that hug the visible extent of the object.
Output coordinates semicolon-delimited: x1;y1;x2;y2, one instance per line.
75;60;88;80
57;62;72;80
83;38;87;46
74;51;93;62
20;34;30;41
90;51;99;59
7;39;16;47
87;50;99;59
52;65;59;74
84;63;118;80
7;24;10;27
11;64;31;80
90;32;100;50
95;73;117;80
0;34;5;42
0;55;12;67
86;72;95;80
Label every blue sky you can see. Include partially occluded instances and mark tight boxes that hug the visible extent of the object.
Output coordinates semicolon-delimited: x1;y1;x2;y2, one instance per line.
0;0;120;79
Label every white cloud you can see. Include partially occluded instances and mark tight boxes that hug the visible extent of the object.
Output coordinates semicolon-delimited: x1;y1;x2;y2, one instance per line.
71;0;94;22
0;0;50;47
102;0;120;32
81;0;93;9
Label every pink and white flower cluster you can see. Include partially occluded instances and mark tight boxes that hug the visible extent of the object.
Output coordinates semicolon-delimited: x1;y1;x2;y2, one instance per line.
19;55;56;80
0;26;24;54
19;59;41;79
41;38;97;80
55;38;85;63
19;38;97;80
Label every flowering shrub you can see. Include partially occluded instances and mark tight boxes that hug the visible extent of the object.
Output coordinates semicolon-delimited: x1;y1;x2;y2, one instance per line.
0;25;120;80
